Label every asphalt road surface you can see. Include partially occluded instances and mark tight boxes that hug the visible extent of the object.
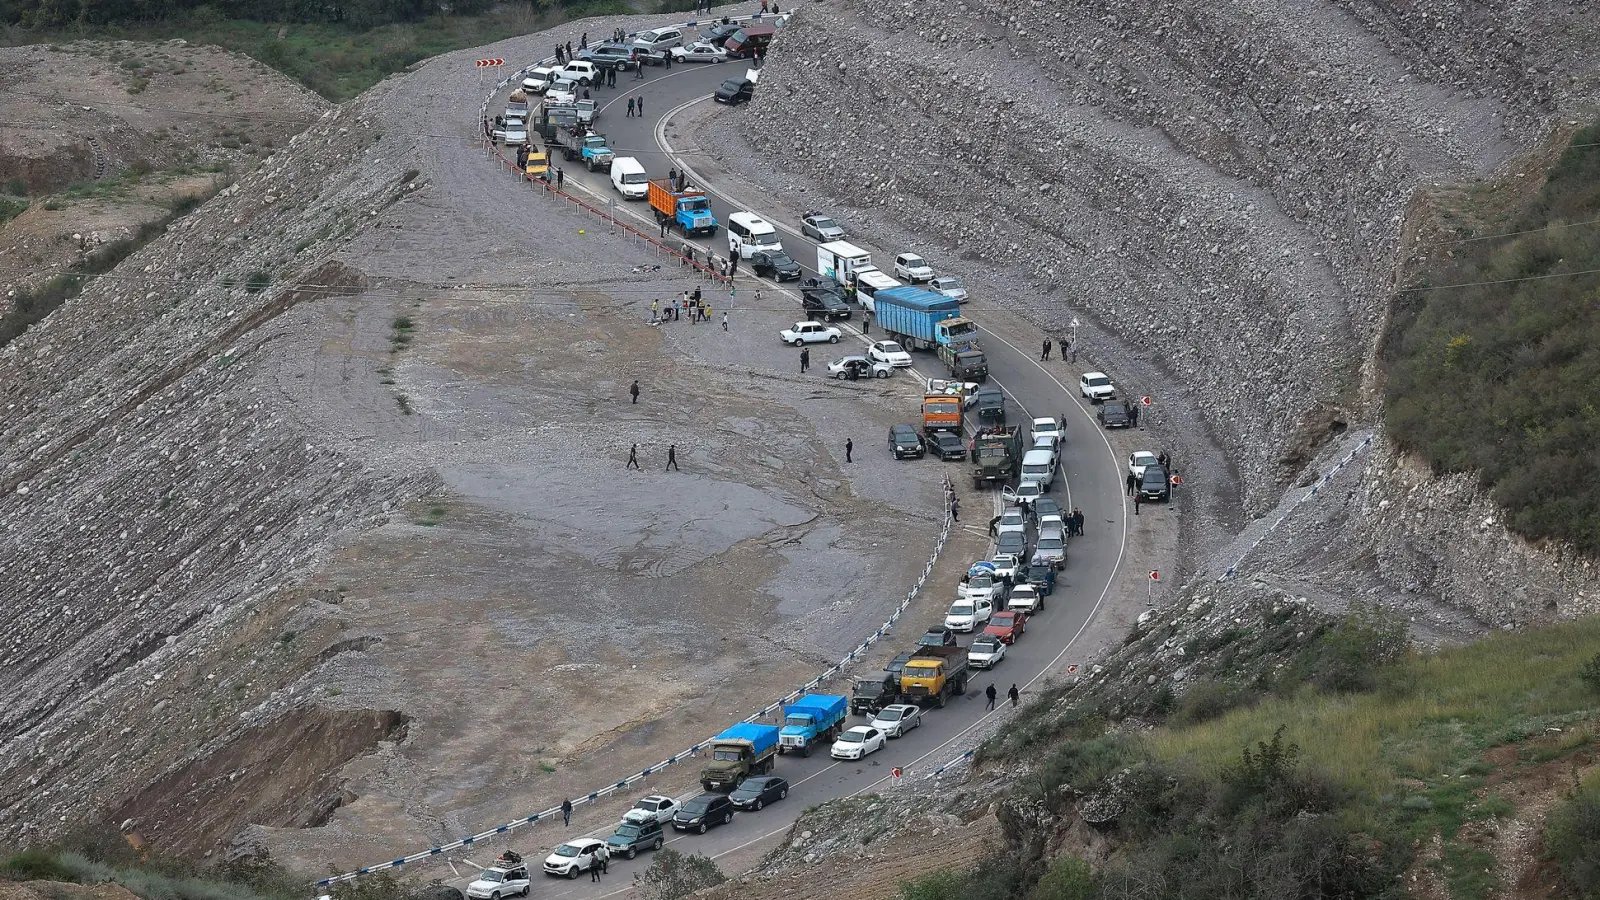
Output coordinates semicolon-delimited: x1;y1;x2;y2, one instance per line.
470;57;1130;900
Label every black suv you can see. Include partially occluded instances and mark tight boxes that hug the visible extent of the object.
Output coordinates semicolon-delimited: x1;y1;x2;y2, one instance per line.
752;248;801;281
1138;465;1171;502
974;386;1006;425
1097;403;1130;429
803;288;852;321
714;78;755;105
578;42;637;70
673;793;735;833
606;820;664;859
888;424;924;459
923;430;966;460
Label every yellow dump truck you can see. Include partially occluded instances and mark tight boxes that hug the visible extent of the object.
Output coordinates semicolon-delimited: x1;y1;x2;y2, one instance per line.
898;645;969;709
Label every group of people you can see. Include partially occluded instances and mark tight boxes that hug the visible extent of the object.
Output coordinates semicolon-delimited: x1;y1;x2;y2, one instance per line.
649;287;725;329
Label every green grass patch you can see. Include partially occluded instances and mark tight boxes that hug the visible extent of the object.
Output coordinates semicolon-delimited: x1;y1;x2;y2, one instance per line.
0;196;27;225
1383;120;1600;552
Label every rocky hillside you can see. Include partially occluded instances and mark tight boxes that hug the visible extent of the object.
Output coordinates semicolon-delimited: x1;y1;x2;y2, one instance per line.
728;0;1600;622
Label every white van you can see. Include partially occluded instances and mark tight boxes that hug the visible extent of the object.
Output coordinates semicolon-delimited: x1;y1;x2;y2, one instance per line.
1020;448;1057;492
853;270;901;313
610;157;649;199
727;211;781;259
632;26;685;53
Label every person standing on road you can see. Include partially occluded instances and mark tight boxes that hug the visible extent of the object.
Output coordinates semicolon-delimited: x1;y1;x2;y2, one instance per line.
1134;492;1142;516
660;217;669;238
1130;403;1140;428
630;379;640;404
626;97;635;117
722;311;729;331
555;168;564;189
730;253;739;275
667;445;680;471
1008;684;1020;707
1126;471;1137;496
985;684;997;710
800;348;810;373
845;438;854;463
862;313;870;334
1041;338;1052;360
1072;507;1084;536
561;799;572;826
988;514;1001;537
590;860;601;882
664;51;672;70
636;95;644;116
950;496;960;522
627;444;640;470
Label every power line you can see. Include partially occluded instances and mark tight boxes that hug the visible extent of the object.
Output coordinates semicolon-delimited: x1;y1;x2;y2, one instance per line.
1397;265;1600;293
1434;216;1600;245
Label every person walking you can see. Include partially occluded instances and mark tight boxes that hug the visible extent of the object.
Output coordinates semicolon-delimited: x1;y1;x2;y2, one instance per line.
664;51;672;70
590;860;601;883
862;313;871;334
1008;684;1020;707
561;799;573;826
666;445;679;471
635;95;644;115
660;217;669;238
627;443;640;470
1072;507;1084;536
950;496;960;522
722;311;729;331
985;683;997;710
1041;338;1052;361
1126;472;1137;496
607;67;616;88
554;43;563;64
629;379;640;404
800;348;810;373
627;97;635;117
1134;492;1142;515
845;438;854;463
555;168;564;189
728;286;736;306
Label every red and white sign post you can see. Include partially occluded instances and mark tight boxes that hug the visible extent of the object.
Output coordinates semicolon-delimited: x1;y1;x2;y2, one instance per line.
1148;569;1159;605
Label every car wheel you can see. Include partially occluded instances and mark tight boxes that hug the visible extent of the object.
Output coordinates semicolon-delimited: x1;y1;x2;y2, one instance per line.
653;838;663;850
724;811;734;824
834;372;846;380
828;335;839;343
491;893;500;900
780;788;788;799
567;868;580;880
627;847;637;860
753;799;763;810
875;370;889;378
522;887;530;898
697;822;708;834
791;339;802;347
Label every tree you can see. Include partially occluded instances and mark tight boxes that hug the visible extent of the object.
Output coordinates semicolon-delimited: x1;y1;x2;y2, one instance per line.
633;848;726;900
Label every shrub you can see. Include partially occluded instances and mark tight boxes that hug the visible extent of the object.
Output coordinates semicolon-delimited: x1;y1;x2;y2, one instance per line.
1026;856;1095;900
1546;780;1600;894
1172;680;1251;725
1;849;77;881
632;849;724;900
1581;653;1600;693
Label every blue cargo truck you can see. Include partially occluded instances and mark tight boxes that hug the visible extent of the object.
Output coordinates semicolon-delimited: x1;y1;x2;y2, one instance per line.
699;722;780;791
874;286;982;353
776;694;848;757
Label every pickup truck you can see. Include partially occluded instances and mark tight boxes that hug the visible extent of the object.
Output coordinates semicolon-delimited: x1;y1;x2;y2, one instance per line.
700;723;780;792
777;694;848;757
647;179;718;235
900;646;970;709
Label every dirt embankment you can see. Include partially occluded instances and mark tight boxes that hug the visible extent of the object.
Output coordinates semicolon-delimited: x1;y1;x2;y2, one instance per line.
0;41;328;310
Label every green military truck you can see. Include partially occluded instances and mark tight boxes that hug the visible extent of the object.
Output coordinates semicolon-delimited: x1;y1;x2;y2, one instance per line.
699;723;780;792
971;425;1025;489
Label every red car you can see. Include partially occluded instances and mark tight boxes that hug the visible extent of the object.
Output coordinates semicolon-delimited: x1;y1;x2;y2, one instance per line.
984;610;1028;644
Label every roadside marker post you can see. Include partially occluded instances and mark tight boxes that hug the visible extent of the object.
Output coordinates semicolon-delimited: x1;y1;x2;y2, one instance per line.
1148;569;1159;605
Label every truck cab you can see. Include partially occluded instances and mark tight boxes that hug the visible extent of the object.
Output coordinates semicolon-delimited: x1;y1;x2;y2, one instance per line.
580;134;614;171
974;386;1007;426
777;694;848;757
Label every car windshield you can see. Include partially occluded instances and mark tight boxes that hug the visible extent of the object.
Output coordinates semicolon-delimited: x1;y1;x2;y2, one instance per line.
876;708;904;721
938;434;961;447
1088;376;1111;387
623;173;648;184
813;217;838;230
1018;484;1041;496
1001;513;1023;525
938;278;964;289
712;748;742;761
633;800;657;811
681;198;708;212
879;342;905;353
554;845;581;858
681;800;710;814
614;824;642;839
991;614;1014;625
838;731;864;743
479;871;504;882
721;79;745;90
949;604;973;616
1038;537;1064;550
903;256;926;267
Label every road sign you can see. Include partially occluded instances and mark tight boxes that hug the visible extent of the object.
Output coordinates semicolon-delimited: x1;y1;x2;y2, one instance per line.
891;767;902;785
1149;570;1159;581
1171;474;1183;486
1066;664;1078;674
1141;395;1152;406
475;58;506;67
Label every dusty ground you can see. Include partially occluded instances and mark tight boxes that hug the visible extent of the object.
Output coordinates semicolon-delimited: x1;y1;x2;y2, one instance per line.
0;41;326;308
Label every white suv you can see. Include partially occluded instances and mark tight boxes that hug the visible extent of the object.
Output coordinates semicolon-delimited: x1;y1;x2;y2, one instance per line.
543;839;608;879
893;252;934;282
1079;371;1116;403
558;60;600;85
467;864;531;898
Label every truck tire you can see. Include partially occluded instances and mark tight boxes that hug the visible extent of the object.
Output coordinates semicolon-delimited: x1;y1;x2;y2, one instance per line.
935;693;947;709
586;158;596;172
